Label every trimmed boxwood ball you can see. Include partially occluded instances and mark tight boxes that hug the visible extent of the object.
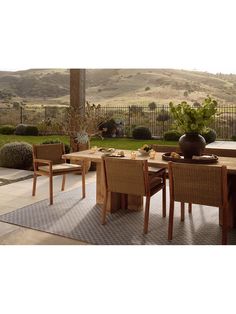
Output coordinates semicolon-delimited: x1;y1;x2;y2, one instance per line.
132;126;152;140
164;130;182;141
15;124;39;136
15;124;27;135
0;125;15;135
0;142;33;169
201;128;217;143
25;125;39;136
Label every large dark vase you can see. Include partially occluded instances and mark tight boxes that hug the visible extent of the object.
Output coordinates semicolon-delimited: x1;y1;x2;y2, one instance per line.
179;133;206;159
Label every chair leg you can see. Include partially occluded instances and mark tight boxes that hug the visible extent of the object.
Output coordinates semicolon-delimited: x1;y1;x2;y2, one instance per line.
49;174;53;205
144;195;150;234
168;200;174;241
188;203;192;214
181;202;185;221
82;162;86;198
222;205;228;245
162;174;166;217
61;174;66;191
32;174;37;196
102;190;108;225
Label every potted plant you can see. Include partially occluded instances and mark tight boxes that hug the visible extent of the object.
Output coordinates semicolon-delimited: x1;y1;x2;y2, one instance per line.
169;96;217;158
65;102;110;151
65;102;111;172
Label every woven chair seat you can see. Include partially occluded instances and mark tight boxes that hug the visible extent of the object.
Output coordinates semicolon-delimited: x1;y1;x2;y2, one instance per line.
38;163;81;173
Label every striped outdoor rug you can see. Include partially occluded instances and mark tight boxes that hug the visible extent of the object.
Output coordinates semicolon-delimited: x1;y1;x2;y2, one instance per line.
0;183;235;245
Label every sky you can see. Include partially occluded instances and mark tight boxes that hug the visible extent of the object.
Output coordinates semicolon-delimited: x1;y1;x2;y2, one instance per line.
1;0;236;74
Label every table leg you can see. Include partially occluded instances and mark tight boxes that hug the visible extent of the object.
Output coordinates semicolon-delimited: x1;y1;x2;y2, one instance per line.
219;174;236;228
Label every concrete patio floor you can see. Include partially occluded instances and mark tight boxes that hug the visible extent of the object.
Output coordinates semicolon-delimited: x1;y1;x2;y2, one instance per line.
0;158;235;245
0;168;96;244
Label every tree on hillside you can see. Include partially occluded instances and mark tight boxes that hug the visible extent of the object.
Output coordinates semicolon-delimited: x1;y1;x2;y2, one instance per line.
184;90;188;97
148;102;157;111
130;105;143;114
156;108;171;136
0;89;13;102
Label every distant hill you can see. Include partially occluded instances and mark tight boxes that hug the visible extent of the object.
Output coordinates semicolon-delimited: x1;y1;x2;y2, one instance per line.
1;68;236;107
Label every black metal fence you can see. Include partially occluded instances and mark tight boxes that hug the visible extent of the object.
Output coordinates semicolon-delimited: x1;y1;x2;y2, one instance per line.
1;104;236;139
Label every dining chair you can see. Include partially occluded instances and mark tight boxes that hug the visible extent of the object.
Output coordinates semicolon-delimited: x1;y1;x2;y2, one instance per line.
168;162;228;244
32;143;85;205
102;157;166;234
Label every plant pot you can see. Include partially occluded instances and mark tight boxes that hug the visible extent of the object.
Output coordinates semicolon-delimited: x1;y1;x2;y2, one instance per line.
179;133;206;159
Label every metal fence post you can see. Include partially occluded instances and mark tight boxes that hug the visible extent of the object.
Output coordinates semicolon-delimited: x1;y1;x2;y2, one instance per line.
128;106;131;136
20;106;23;124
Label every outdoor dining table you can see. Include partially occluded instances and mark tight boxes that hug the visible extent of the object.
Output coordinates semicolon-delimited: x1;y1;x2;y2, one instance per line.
63;149;236;228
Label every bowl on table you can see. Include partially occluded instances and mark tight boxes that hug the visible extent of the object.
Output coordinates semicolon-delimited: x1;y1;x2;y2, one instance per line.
98;147;116;156
138;149;150;156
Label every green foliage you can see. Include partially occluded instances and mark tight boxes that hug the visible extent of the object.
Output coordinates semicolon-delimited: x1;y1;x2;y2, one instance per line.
15;124;39;136
0;142;33;169
232;135;236;141
148;102;157;110
169;96;218;134
15;124;27;135
0;89;14;101
132;126;152;140
25;125;39;136
156;109;171;122
130;105;143;114
201;128;217;143
183;91;188;97
0;125;15;135
99;119;117;137
37;118;63;135
41;139;70;153
145;86;150;91
164;130;182;141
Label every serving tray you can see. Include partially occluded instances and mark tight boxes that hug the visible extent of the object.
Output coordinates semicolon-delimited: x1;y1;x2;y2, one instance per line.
162;152;218;164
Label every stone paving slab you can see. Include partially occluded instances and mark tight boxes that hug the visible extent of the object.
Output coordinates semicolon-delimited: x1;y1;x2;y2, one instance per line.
206;141;236;149
0;167;33;182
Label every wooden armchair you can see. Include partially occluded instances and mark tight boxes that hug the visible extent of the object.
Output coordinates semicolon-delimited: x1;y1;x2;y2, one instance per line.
32;143;85;205
168;162;228;244
102;157;166;234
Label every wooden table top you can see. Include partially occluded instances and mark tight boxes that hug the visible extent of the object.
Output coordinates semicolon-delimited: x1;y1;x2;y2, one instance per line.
63;149;236;174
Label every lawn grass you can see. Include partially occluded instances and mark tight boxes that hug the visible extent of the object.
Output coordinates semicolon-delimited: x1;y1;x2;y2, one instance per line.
0;135;177;150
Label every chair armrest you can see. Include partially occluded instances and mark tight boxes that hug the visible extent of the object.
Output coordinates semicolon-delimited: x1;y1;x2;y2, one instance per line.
33;158;53;165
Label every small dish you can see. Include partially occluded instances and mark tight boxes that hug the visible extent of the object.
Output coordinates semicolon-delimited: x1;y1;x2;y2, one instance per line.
138;149;149;156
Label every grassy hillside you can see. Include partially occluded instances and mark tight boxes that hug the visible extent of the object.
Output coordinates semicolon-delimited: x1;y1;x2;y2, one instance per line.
1;68;236;107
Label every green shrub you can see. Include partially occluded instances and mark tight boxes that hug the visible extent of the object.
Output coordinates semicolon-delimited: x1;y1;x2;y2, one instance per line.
201;128;217;143
232;135;236;141
0;142;33;169
25;125;39;136
99;119;117;137
132;126;152;140
164;130;182;141
0;125;15;135
148;102;157;110
37;119;63;135
15;124;27;135
41;139;70;153
15;124;39;136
